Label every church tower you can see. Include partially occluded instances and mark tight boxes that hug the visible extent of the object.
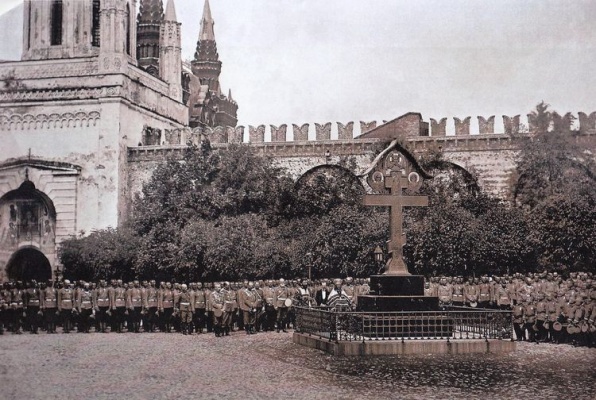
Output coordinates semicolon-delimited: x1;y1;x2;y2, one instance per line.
191;0;221;92
137;0;163;76
1;0;187;282
190;0;238;128
159;0;182;102
22;0;137;65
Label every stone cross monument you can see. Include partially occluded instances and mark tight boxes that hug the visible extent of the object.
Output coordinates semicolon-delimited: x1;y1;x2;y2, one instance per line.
363;145;429;275
357;141;437;311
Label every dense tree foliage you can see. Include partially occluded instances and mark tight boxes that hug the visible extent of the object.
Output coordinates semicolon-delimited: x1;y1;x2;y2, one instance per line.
512;102;595;273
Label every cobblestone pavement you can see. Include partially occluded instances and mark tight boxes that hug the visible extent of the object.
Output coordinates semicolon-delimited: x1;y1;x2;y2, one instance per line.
1;331;595;400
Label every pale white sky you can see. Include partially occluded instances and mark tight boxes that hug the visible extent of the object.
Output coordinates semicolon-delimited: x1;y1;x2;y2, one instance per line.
1;0;595;132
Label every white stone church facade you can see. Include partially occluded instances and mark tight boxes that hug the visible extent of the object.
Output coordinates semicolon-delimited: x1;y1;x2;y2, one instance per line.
0;0;228;281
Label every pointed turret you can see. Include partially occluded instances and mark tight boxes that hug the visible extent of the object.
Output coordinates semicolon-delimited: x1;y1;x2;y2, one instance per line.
228;89;233;102
164;0;177;21
192;0;221;92
199;0;216;41
189;0;238;128
159;0;182;102
137;0;164;76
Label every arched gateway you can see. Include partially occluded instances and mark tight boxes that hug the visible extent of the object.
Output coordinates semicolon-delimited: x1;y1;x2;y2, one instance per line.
0;179;57;282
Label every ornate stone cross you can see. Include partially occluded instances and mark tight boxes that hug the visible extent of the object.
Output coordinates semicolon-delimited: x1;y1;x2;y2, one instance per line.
363;146;429;275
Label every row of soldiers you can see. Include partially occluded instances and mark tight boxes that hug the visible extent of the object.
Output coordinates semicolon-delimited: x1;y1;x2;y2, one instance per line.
427;271;596;346
0;277;365;337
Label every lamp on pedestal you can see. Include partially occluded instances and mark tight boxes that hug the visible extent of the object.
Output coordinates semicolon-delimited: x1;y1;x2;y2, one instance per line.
374;246;384;274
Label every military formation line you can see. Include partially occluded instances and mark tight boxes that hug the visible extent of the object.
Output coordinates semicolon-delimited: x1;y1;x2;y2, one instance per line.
1;272;594;347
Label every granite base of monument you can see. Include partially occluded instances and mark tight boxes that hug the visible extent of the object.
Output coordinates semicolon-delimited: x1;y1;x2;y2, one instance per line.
358;274;438;312
357;295;438;312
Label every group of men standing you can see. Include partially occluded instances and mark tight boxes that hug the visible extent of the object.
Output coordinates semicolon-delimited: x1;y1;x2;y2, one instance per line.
427;271;596;346
0;277;367;337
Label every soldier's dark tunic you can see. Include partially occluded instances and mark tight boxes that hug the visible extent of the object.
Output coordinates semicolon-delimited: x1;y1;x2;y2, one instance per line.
57;286;75;333
41;285;58;333
192;288;207;334
127;287;143;333
143;285;159;332
76;287;94;333
94;286;111;333
25;286;42;333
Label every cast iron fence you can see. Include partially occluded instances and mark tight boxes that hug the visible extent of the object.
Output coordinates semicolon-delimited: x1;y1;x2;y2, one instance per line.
294;306;513;342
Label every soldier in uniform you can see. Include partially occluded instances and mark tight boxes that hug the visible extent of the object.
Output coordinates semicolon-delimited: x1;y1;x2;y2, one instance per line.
57;280;75;333
24;280;42;334
93;280;111;333
253;281;265;332
110;280;127;333
495;280;511;310
452;277;465;306
127;280;143;333
222;282;236;335
273;278;290;333
191;282;207;334
262;280;276;331
204;282;213;333
142;280;159;332
464;277;479;307
238;281;257;334
545;292;560;343
534;292;547;342
478;276;491;308
523;295;537;343
297;279;313;307
76;282;94;333
209;282;225;337
437;277;453;307
176;284;194;335
159;282;175;333
9;281;25;334
41;280;58;333
0;282;7;334
512;297;525;341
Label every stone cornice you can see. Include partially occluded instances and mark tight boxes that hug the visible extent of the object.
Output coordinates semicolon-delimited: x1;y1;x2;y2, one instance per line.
0;111;101;131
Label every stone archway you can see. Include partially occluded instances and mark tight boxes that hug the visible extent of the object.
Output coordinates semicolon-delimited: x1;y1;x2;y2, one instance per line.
0;179;57;281
6;247;52;282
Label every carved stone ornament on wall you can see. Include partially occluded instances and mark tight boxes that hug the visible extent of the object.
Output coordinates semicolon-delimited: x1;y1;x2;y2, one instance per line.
454;116;471;135
0;87;122;103
0;60;99;81
478;116;495;134
430;118;447;136
0;111;101;131
578;112;596;133
503;115;520;135
337;121;354;140
249;125;265;143
315;122;331;140
292;123;309;141
360;121;377;134
270;124;288;142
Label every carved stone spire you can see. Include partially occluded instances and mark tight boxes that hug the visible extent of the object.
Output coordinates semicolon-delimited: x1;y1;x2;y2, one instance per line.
160;0;182;102
164;0;177;21
200;0;216;41
189;0;238;129
192;0;222;92
137;0;164;76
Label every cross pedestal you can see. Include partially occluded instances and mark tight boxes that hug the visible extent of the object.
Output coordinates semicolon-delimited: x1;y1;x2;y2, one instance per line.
363;174;428;275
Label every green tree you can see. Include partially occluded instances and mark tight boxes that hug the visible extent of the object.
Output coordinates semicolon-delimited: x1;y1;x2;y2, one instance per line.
512;102;596;272
59;227;140;281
